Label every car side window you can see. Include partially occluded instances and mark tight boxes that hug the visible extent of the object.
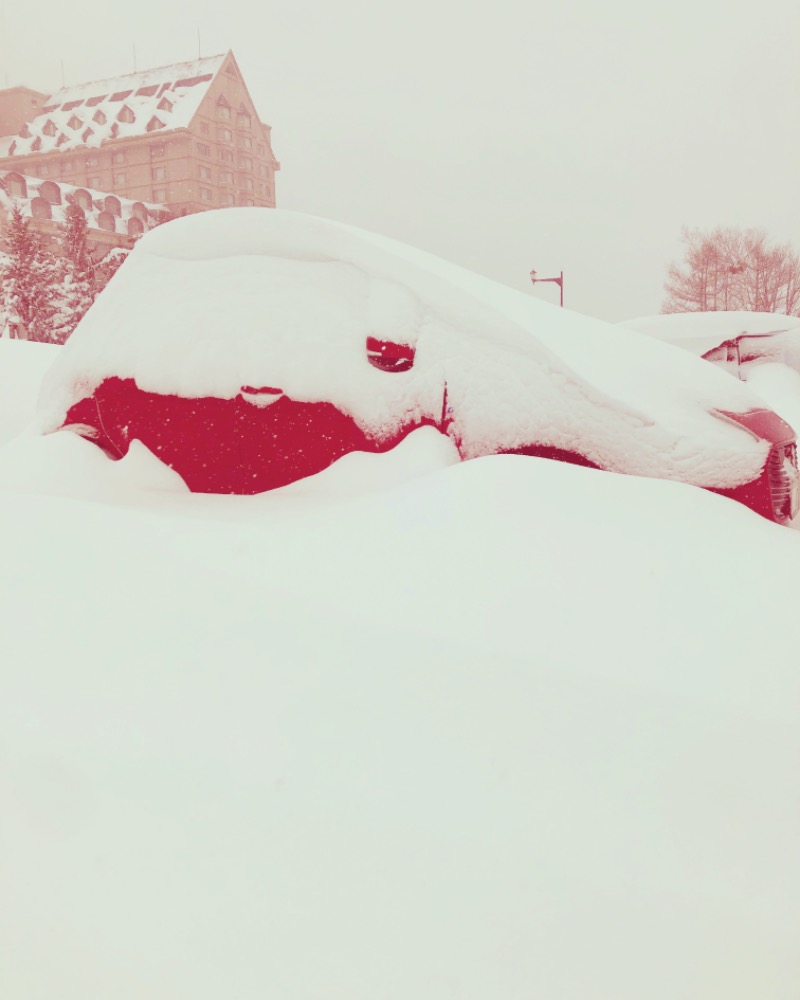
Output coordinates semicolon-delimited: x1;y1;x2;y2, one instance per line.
366;336;415;372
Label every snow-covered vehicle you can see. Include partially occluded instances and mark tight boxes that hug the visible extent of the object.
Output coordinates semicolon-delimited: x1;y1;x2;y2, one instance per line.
620;311;800;381
39;210;799;523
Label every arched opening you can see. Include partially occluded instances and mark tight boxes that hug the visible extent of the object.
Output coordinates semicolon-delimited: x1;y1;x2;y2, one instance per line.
104;195;121;217
4;172;27;197
39;180;62;205
127;217;144;237
30;197;52;220
131;201;147;222
97;211;116;232
73;188;93;211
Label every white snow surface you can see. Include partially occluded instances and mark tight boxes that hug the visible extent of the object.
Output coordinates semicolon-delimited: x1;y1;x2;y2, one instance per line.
39;209;787;488
2;340;800;1000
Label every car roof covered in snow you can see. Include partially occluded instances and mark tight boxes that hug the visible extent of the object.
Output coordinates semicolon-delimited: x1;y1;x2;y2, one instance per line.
621;311;800;357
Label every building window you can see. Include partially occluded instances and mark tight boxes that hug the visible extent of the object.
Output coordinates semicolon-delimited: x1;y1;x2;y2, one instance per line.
258;164;269;177
127;217;144;237
221;192;235;206
200;121;209;134
150;144;166;158
218;127;232;143
117;105;135;124
88;176;101;188
257;144;265;157
40;180;62;205
220;169;234;183
42;120;56;137
196;142;210;156
86;156;99;167
5;173;27;197
114;172;127;185
199;187;213;202
238;136;252;150
105;195;121;217
219;149;233;163
97;211;116;232
39;164;49;176
61;161;73;174
146;116;165;132
239;156;252;170
216;96;232;120
131;202;147;222
113;151;126;164
92;110;107;124
153;188;167;202
74;189;92;210
237;112;252;129
152;165;166;181
31;197;53;220
198;165;211;179
67;114;82;130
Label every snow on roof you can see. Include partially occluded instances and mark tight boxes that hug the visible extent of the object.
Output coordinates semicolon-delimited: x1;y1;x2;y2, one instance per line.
0;169;167;235
621;311;800;356
1;54;226;158
40;209;781;490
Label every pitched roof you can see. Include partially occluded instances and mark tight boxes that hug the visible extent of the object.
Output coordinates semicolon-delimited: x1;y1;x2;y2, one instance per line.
1;54;227;158
0;169;168;236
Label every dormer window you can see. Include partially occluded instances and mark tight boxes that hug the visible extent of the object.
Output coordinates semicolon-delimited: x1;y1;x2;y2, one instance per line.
93;109;106;125
19;124;31;138
104;195;121;217
56;133;68;146
237;105;251;128
31;197;52;220
146;116;165;132
216;95;232;120
31;137;42;152
117;105;135;124
39;180;62;205
110;123;119;138
42;120;56;137
81;128;94;143
68;114;82;130
5;173;27;197
157;97;173;113
74;189;92;210
7;141;16;155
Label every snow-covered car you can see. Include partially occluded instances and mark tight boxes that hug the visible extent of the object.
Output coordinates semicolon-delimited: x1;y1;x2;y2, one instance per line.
38;210;799;523
620;311;800;381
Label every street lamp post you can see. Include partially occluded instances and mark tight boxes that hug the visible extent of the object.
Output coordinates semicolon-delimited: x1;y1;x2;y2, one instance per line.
530;269;564;307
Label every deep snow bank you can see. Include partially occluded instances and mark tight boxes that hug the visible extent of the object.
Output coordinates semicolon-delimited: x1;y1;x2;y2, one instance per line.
1;419;799;1000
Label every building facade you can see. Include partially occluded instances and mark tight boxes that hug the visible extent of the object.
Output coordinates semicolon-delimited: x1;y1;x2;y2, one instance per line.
0;50;280;227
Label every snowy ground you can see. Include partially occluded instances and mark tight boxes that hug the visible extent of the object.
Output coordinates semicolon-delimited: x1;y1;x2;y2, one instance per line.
1;338;799;999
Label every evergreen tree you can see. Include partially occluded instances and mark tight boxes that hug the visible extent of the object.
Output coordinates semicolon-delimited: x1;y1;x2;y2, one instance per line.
94;246;130;296
50;201;96;343
0;205;60;341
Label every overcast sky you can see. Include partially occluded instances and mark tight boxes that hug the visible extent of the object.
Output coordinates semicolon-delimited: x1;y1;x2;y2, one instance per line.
2;0;798;321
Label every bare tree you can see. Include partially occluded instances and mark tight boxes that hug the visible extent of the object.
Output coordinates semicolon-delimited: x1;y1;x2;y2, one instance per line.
662;227;800;316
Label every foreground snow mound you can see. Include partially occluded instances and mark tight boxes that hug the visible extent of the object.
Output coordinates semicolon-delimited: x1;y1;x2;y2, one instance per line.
0;339;60;446
1;439;799;999
38;209;788;490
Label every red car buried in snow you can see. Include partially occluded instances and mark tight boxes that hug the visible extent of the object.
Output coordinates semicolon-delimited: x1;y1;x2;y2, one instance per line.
39;210;799;524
